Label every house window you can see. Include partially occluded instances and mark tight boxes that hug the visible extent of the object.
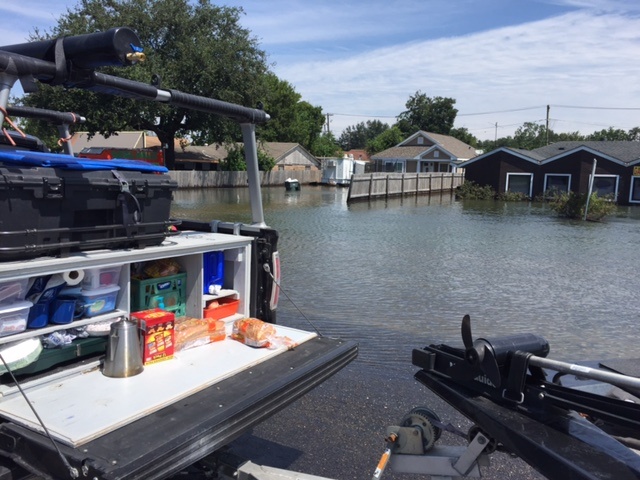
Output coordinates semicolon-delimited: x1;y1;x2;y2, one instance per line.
630;177;640;203
590;174;619;200
506;173;533;197
543;174;571;197
384;161;402;172
417;137;424;145
434;150;439;158
438;163;449;173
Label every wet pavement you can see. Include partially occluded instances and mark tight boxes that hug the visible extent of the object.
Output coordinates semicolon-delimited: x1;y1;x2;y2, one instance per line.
225;361;546;480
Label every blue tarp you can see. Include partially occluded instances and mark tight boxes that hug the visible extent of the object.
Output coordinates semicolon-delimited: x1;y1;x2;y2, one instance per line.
0;149;168;172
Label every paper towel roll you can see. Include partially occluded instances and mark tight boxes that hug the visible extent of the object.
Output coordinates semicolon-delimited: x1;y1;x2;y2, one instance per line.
63;270;85;286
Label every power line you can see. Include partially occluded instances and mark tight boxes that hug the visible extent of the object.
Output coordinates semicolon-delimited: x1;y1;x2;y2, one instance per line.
329;104;640;121
551;104;640;111
457;106;545;117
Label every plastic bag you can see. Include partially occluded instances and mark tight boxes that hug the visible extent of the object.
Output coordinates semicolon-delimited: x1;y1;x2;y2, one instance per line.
231;318;296;349
175;317;225;351
142;258;182;278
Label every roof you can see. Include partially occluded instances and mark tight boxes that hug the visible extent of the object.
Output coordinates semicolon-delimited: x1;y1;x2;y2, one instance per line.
176;141;319;167
344;149;371;161
532;141;640;164
371;130;477;161
460;141;640;168
71;131;157;150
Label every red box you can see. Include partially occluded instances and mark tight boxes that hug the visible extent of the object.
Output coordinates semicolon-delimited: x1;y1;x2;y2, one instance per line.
131;308;175;365
203;297;239;320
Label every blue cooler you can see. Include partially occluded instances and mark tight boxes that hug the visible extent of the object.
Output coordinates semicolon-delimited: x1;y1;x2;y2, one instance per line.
203;251;225;294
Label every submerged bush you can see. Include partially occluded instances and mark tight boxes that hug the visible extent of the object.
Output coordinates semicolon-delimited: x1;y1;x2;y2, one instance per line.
455;181;496;200
497;191;530;202
550;191;616;221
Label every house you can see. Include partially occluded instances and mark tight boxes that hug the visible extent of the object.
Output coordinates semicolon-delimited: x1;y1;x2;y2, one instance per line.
71;131;163;151
174;142;320;172
459;141;640;205
370;130;478;173
321;154;366;186
71;132;321;172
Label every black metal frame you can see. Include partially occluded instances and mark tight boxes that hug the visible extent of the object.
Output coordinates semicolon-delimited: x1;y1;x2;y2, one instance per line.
412;343;640;479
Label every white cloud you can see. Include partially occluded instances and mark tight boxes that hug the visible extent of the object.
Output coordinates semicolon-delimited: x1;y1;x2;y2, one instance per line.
274;9;640;139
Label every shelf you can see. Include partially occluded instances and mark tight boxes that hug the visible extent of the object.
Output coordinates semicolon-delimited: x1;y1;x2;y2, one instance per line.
203;289;238;302
0;231;252;387
0;232;253;282
0;310;126;346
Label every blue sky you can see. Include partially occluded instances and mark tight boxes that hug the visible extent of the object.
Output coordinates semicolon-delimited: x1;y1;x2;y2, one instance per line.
3;0;640;140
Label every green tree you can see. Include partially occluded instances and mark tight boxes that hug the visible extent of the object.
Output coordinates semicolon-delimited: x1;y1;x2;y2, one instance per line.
366;126;405;155
628;127;640;141
20;0;269;169
257;74;324;150
311;132;341;157
396;91;458;135
290;101;325;151
513;122;547;149
222;143;275;171
449;127;478;147
338;120;389;150
587;127;630;141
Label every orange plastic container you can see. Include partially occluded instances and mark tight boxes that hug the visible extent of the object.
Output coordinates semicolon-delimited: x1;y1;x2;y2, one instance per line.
203;297;239;320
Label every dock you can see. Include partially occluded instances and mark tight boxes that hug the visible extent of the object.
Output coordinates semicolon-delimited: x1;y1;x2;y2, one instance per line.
347;172;464;203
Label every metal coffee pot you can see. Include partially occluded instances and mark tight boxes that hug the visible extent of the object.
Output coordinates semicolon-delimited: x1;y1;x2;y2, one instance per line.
103;318;144;378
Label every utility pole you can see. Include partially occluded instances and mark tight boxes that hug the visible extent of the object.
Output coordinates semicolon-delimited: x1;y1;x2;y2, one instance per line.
326;113;333;135
494;122;498;143
546;105;550;145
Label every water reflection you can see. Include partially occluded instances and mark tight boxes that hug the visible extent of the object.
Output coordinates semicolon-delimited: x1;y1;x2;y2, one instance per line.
171;186;640;369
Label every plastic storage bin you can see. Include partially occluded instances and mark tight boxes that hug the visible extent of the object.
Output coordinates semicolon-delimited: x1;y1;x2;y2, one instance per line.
0;279;29;306
131;273;186;313
81;265;123;290
203;251;225;294
203;297;239;320
0;301;32;336
77;285;120;318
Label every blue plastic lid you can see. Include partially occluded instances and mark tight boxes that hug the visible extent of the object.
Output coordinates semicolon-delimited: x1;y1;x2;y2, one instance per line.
0;149;168;173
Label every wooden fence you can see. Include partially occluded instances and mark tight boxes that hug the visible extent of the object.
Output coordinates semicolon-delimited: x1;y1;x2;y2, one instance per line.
169;169;322;188
347;172;464;203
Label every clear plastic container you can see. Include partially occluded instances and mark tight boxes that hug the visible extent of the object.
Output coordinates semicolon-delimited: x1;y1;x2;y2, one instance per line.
81;265;123;290
0;279;29;306
0;300;32;336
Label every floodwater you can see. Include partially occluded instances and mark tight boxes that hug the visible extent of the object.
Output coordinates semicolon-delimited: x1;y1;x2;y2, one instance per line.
170;185;640;479
171;185;640;366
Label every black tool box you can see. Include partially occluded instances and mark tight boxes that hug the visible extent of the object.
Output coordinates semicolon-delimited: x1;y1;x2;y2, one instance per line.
0;150;179;260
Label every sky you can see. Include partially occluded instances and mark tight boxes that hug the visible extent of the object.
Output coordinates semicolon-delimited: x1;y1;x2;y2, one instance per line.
2;0;640;141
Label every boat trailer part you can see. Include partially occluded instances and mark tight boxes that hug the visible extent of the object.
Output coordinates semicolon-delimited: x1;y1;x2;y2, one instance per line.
411;315;640;480
372;407;491;480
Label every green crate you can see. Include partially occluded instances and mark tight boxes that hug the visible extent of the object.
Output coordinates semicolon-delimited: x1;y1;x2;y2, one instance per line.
131;272;187;312
165;304;186;318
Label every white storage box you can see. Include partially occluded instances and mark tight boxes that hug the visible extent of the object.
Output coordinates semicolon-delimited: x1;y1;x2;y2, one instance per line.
0;279;29;306
0;301;32;336
81;265;123;290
